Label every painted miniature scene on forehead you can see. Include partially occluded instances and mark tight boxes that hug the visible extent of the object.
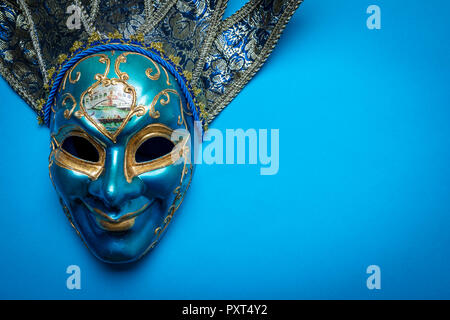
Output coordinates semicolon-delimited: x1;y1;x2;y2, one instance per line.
83;84;133;132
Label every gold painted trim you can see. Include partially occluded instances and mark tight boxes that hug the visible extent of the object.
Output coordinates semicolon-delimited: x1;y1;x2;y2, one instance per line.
116;51;172;85
54;130;106;180
62;93;77;119
61;54;110;91
148;88;189;130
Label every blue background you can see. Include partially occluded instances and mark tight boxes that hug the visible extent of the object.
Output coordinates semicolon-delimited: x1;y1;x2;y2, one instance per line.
0;0;449;299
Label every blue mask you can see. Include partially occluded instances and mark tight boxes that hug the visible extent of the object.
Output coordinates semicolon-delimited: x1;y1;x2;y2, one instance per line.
49;50;195;263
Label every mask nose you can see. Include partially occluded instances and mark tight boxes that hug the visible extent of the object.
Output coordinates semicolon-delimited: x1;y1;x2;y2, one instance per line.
88;146;143;209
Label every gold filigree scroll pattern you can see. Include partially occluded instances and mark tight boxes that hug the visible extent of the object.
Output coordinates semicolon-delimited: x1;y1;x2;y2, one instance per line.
61;54;111;92
62;93;80;120
148;89;188;129
113;52;147;117
115;52;171;86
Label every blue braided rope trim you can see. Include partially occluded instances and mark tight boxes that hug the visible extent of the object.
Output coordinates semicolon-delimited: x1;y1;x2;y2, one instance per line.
43;43;200;127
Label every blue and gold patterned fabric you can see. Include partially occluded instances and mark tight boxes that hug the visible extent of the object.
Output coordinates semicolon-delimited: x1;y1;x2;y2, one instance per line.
0;0;302;126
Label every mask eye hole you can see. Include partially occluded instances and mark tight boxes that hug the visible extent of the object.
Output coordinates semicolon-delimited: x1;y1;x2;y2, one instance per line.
61;135;100;163
135;136;174;163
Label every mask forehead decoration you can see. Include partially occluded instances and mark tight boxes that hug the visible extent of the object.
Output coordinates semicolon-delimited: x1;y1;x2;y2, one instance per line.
0;0;302;263
54;51;192;140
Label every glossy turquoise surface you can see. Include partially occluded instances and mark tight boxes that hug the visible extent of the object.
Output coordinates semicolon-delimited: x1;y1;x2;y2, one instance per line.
49;51;195;263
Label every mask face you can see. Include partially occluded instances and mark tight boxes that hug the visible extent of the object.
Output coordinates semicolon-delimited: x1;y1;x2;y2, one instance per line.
49;51;195;263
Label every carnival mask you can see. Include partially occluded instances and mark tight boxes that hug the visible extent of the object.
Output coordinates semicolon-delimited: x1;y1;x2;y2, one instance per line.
49;51;195;262
0;0;301;263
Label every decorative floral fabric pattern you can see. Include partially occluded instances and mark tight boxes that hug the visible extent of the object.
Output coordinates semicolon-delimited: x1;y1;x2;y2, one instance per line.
144;0;220;74
0;1;42;110
93;0;146;38
201;0;301;121
0;0;301;124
